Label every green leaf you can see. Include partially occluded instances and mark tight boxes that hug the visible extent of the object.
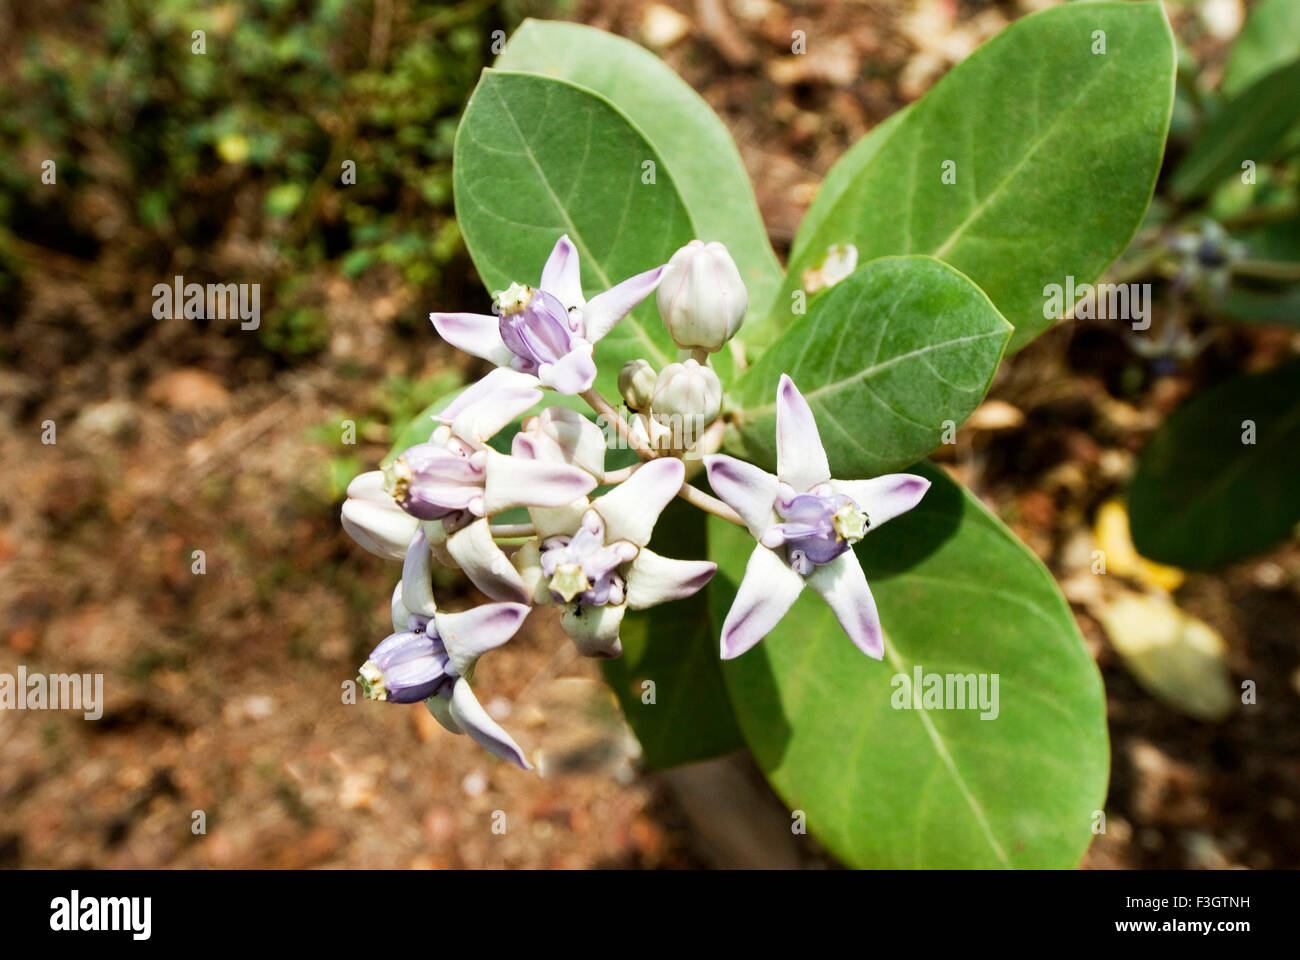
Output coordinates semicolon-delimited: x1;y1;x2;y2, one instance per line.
709;462;1108;868
1169;59;1300;201
773;1;1174;353
730;256;1011;477
1128;358;1300;569
453;69;695;395
1221;0;1300;97
496;19;782;322
602;500;745;768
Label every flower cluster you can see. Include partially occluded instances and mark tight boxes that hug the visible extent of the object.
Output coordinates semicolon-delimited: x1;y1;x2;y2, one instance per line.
342;235;928;769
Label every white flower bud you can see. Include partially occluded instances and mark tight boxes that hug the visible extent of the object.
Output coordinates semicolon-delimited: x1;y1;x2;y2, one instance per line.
656;240;747;352
618;359;657;412
650;359;722;448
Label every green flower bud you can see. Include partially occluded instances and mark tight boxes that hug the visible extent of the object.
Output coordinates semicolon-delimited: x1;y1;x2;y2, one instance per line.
618;358;658;412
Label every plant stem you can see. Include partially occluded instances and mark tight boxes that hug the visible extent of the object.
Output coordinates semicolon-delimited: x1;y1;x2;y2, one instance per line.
602;464;638;483
581;388;658;460
582;388;744;525
1233;258;1300;282
677;481;745;526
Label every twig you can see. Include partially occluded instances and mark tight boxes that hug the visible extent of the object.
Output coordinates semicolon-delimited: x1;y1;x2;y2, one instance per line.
677;481;745;526
581;388;657;460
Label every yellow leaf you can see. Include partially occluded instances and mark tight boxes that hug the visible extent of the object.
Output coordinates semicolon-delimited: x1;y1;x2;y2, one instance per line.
1093;499;1184;591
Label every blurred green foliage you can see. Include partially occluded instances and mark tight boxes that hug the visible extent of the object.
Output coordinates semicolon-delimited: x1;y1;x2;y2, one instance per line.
0;0;544;356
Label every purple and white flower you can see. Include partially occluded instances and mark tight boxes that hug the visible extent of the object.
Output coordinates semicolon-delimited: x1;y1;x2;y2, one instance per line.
704;375;929;661
513;458;716;658
340;469;420;560
359;526;534;768
431;235;664;395
376;367;598;602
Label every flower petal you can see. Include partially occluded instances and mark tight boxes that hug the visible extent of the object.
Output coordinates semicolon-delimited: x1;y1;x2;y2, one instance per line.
720;544;804;660
390;581;412;632
583;265;664;343
624;548;716;609
829;474;930;530
560;602;625;658
591;457;684;546
436;601;530;678
341;471;419;559
539;234;584;310
430;312;514;367
703;454;779;540
482;450;597;515
527;498;592;540
445;517;530;603
776;374;831;491
400;527;439;617
537;341;598;395
445;677;533;770
805;552;883;659
449;387;542;447
509;538;553;605
438;367;542;423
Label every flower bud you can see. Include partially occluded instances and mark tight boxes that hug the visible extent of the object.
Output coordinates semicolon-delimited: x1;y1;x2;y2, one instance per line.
656;240;747;352
618;359;657;411
650;359;722;448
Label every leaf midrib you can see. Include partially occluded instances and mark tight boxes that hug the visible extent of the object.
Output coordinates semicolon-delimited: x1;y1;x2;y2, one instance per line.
738;329;1007;421
880;635;1013;868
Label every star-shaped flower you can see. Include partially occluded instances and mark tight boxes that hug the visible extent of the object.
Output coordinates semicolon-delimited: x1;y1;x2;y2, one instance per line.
359;525;534;769
513;458;716;658
378;367;598;602
704;375;929;660
431;235;664;395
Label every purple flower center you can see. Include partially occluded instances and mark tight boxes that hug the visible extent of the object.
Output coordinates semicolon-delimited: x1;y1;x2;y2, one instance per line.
764;484;869;576
360;616;454;704
499;288;584;375
539;510;638;606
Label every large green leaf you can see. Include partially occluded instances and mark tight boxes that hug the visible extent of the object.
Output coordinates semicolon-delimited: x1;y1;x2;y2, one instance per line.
453;69;695;395
602;500;744;768
1221;0;1300;97
729;256;1011;476
709;462;1108;868
496;19;781;322
1169;59;1300;201
1128;358;1300;569
771;1;1174;353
